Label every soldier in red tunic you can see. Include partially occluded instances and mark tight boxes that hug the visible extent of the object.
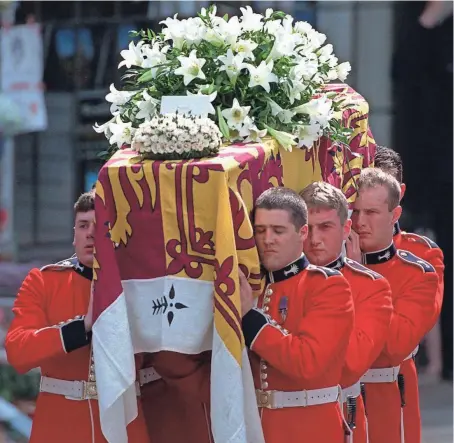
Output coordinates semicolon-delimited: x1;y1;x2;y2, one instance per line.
301;181;393;443
5;191;150;443
348;168;439;443
374;146;445;443
238;187;355;443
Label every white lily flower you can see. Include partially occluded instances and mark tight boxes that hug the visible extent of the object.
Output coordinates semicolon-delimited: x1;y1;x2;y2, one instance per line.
267;99;295;124
217;16;242;46
267;31;297;61
174;50;206;86
318;44;338;68
221;98;251;128
336;62;351;82
201;5;217;19
186;90;217;115
218;49;246;83
294;21;313;35
160;14;186;49
293;96;334;129
265;8;274;19
141;43;169;77
297;122;322;149
246;60;278;93
109;115;136;147
93;117;113;134
232;39;258;61
118;41;144;69
239;6;263;32
239;117;267;142
264;124;297;151
105;84;137;115
204;27;225;47
292;57;319;81
282;15;294;33
135;91;159;120
264;20;283;35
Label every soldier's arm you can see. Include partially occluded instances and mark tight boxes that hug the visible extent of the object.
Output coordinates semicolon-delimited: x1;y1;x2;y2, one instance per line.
242;273;354;382
5;269;91;374
384;270;439;365
341;276;393;384
423;247;445;319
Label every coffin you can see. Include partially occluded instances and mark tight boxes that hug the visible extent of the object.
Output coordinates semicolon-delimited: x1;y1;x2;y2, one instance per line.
91;84;376;443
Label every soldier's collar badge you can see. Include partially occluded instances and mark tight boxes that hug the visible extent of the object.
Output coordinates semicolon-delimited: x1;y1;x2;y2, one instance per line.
267;255;309;283
362;242;397;265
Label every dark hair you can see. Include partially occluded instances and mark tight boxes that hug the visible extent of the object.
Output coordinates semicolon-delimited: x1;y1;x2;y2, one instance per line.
374;145;403;184
254;187;308;229
74;190;95;215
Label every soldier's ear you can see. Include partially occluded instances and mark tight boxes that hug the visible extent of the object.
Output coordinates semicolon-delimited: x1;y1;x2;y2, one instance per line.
400;183;406;201
299;223;308;242
391;205;402;225
343;219;352;241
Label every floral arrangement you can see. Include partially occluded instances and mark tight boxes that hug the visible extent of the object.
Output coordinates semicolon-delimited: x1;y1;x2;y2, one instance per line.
133;113;222;159
94;5;352;159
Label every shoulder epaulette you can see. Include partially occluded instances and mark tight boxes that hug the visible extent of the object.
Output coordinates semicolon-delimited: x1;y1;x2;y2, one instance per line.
40;256;78;272
344;258;383;280
396;250;435;273
307;264;341;278
402;232;439;249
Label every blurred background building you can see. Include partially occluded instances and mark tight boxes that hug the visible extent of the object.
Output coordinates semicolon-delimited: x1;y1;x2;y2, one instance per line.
0;1;451;441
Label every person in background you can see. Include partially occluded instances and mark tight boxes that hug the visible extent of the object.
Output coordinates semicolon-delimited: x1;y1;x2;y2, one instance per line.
301;181;393;443
5;191;150;443
374;145;445;383
239;187;354;443
348;168;439;443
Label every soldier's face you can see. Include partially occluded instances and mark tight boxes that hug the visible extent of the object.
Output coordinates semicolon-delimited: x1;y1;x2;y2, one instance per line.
254;208;307;272
73;210;95;268
351;185;401;252
304;207;351;266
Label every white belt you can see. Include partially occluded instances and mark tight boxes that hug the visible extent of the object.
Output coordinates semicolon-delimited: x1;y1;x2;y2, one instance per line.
40;376;98;400
139;367;162;386
341;381;361;402
256;385;340;409
360;366;400;383
404;345;419;361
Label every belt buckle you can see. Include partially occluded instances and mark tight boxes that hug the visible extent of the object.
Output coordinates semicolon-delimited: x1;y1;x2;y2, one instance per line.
83;381;98;400
257;390;276;409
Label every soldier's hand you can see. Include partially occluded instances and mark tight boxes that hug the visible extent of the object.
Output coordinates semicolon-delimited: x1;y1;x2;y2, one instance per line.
84;285;94;332
346;229;362;263
238;267;254;317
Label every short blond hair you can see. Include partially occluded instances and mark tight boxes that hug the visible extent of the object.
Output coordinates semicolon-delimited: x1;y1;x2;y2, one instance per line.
357;168;401;210
300;181;349;224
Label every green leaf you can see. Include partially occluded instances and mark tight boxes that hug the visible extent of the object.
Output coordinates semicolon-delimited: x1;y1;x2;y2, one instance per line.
223;13;229;21
216;106;230;139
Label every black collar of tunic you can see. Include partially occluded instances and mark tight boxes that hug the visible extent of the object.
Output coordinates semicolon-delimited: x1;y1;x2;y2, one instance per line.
325;255;345;271
362;243;397;265
266;255;310;284
57;256;93;281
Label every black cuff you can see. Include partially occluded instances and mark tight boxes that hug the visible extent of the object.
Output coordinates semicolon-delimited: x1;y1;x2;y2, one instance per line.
61;318;91;353
242;309;268;348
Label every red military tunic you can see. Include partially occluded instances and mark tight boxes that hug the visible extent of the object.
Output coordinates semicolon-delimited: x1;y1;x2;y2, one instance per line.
361;244;438;443
242;255;354;443
5;257;150;443
326;256;393;443
393;223;445;443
